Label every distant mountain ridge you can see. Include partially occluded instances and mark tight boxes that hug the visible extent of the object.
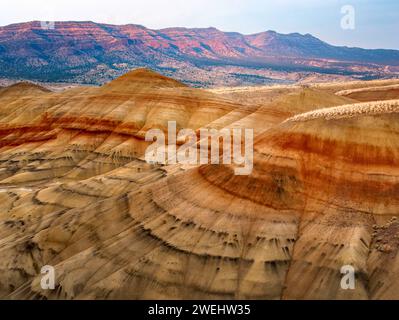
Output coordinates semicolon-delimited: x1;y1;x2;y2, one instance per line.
0;21;398;87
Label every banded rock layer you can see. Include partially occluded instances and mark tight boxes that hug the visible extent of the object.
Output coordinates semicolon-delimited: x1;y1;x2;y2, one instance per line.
0;69;398;300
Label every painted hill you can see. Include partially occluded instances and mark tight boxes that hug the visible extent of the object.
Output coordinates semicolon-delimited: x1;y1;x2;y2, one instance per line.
0;21;399;87
336;84;399;101
0;70;399;299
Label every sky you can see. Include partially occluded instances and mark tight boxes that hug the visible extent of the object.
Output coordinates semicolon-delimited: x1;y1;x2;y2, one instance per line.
0;0;398;49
